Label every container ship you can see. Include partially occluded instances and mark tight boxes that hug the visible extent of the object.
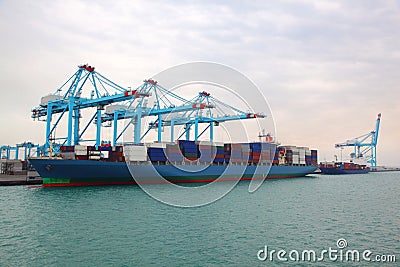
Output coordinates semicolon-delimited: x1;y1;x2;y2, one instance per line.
29;141;318;187
319;161;370;175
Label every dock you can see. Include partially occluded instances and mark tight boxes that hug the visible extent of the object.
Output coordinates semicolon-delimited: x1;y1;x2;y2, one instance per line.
0;172;42;186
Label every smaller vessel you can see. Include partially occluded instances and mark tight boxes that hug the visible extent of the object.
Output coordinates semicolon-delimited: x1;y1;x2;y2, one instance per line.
319;161;370;175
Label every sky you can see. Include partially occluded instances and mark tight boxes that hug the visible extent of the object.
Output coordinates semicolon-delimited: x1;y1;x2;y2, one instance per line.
0;0;399;166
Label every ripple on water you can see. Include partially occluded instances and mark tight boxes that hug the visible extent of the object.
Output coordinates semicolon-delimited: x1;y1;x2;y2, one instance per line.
0;172;399;266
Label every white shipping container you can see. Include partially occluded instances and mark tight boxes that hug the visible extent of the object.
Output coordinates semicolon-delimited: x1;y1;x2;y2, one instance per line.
125;154;148;159
126;155;148;161
124;145;146;151
75;150;87;156
281;145;297;149
196;141;214;146
75;145;87;152
124;145;147;154
124;145;148;161
124;150;148;154
297;147;310;150
61;152;75;160
147;142;167;148
213;142;224;147
124;150;147;155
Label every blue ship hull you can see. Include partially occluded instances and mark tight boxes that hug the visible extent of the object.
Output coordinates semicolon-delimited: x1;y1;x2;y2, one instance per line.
29;159;318;187
319;167;370;175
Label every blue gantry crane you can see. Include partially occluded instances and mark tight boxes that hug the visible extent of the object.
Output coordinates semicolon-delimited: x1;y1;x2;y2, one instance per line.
31;64;138;153
101;88;264;144
335;113;381;168
17;142;42;159
100;79;215;145
2;64;266;160
0;145;11;159
0;142;42;160
31;65;218;151
27;64;266;155
154;90;265;142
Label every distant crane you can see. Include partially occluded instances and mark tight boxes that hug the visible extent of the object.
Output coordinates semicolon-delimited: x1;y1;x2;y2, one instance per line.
335;113;381;169
0;142;42;160
0;146;11;159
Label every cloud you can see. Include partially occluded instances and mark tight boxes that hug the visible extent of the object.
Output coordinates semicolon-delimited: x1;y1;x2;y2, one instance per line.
0;0;399;165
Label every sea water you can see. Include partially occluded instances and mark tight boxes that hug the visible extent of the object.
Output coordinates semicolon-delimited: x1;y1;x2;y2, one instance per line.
0;172;399;266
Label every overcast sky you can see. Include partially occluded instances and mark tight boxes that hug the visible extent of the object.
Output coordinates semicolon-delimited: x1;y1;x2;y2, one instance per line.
1;0;399;166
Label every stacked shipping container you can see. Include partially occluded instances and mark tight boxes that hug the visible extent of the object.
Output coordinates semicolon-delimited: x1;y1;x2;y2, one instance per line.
55;142;317;167
178;140;199;161
166;144;183;162
274;146;318;166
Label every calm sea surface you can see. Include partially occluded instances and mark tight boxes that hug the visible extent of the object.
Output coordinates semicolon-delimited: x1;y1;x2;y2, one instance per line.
0;172;399;266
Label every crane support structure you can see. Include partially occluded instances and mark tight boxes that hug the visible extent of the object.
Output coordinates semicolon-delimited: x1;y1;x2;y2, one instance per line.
101;88;263;144
22;64;267;155
335;113;381;169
